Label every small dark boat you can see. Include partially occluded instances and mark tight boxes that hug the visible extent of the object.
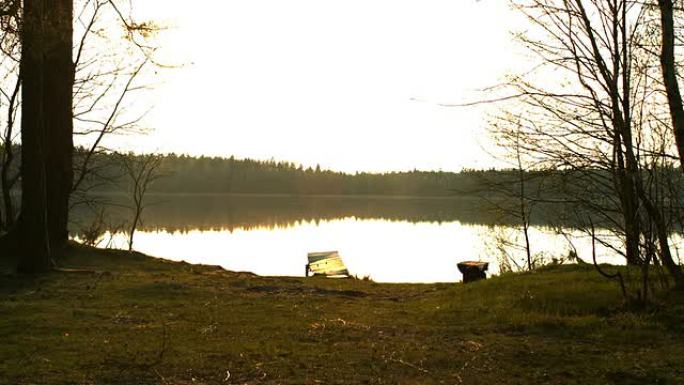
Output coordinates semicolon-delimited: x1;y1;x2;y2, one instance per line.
457;261;489;283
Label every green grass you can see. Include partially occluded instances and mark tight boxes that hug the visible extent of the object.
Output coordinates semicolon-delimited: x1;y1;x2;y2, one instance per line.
1;244;683;384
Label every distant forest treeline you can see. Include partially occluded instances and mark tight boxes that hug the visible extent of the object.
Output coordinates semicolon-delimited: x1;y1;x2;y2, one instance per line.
8;146;677;200
80;151;545;197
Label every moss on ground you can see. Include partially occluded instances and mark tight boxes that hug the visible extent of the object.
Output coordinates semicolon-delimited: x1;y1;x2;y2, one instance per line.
1;244;683;384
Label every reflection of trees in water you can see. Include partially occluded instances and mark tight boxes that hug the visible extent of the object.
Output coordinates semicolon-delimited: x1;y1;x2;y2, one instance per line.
71;194;571;234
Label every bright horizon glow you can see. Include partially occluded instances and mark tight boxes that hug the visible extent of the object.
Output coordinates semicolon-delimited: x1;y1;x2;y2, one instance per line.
108;0;526;173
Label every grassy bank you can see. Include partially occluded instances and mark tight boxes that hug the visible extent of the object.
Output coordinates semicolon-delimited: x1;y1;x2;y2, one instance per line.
1;245;683;384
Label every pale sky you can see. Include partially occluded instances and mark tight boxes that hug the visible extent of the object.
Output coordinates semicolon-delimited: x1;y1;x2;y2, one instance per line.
110;0;524;173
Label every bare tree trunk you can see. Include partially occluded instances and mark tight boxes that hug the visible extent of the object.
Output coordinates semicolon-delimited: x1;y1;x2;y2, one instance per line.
7;0;74;273
44;0;75;251
120;153;164;252
634;180;684;289
657;0;684;173
617;140;642;267
128;208;140;252
1;145;16;230
1;77;20;230
516;135;532;271
14;0;52;271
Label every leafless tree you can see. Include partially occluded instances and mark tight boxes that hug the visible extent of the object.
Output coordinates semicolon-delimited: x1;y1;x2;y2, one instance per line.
70;0;160;218
118;152;163;251
484;0;684;294
0;1;20;231
0;66;19;230
478;120;539;271
0;0;162;235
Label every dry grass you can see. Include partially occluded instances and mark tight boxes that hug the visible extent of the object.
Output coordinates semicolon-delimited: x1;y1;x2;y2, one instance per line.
1;244;683;384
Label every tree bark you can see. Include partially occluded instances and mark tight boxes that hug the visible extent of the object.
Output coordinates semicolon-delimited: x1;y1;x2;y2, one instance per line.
43;0;75;251
14;0;52;271
5;0;74;273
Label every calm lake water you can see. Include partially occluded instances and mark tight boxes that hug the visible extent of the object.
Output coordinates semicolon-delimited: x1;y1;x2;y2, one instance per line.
73;194;638;283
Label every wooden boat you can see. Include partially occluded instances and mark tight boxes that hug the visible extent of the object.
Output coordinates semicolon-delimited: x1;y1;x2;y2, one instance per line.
306;251;350;277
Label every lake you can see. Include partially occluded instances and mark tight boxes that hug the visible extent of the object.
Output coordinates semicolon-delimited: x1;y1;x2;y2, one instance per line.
72;194;634;283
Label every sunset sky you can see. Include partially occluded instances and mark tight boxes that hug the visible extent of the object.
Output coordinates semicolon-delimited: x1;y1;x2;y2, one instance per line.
113;0;525;172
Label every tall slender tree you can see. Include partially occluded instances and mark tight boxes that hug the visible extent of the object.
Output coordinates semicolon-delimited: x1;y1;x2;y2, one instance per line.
656;0;684;172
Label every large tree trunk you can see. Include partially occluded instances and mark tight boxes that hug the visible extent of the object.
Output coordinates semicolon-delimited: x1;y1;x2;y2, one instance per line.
6;0;74;273
43;0;75;251
14;0;52;271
